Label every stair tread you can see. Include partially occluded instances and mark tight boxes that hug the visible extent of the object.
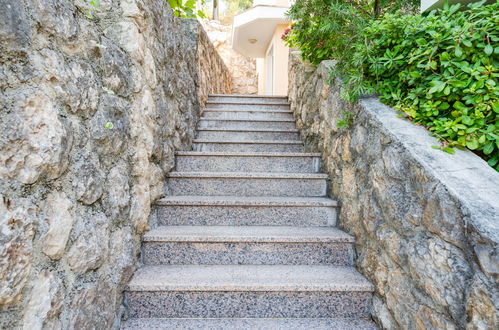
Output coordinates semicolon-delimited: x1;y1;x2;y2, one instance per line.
206;101;290;105
203;109;293;113
176;151;320;157
122;317;378;330
144;226;354;243
156;195;337;206
128;265;374;292
199;118;295;122
197;127;299;132
193;139;302;144
167;171;328;179
209;94;288;98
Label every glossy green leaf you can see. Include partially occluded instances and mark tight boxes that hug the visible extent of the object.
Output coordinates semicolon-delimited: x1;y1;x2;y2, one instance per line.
466;138;479;150
484;44;493;55
483;141;495;155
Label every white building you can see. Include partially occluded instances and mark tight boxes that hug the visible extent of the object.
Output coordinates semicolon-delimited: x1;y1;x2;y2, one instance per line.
231;0;292;96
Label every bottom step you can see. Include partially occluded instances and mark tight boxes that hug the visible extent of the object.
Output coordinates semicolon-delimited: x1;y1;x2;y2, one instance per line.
122;318;378;329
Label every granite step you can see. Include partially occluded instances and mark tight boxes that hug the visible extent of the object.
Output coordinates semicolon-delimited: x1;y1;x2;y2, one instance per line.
166;172;328;197
202;109;294;120
208;94;289;104
175;152;321;173
205;102;290;111
192;139;304;152
198;118;296;130
142;225;355;265
122;317;378;330
155;196;338;226
126;265;374;319
196;128;300;141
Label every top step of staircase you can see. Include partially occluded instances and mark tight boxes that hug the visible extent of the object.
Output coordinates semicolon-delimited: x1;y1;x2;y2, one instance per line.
209;94;288;99
208;94;289;105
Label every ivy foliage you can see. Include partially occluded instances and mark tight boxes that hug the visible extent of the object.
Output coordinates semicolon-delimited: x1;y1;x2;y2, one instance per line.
285;0;499;170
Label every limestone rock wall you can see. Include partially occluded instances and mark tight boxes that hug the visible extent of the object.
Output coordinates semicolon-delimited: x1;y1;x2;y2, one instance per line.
0;0;231;329
288;52;499;329
201;20;258;95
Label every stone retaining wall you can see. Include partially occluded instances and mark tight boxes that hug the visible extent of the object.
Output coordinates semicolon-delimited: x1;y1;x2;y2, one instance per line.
288;51;499;329
0;0;231;328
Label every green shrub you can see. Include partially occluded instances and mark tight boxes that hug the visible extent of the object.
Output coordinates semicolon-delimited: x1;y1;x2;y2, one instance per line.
286;1;418;64
285;0;499;170
363;2;499;169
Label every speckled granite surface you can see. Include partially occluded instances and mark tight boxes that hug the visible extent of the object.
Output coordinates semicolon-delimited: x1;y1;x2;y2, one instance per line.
202;109;294;120
155;196;338;207
209;95;289;104
193;140;304;152
196;129;300;141
175;152;320;173
143;242;353;265
166;173;328;197
167;172;328;179
122;318;378;329
198;119;296;130
127;265;373;292
156;196;337;226
206;102;290;110
143;225;351;242
126;291;372;318
157;205;337;226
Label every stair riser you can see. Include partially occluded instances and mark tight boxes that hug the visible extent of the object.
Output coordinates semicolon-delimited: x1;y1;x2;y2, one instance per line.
142;242;354;265
166;177;327;197
208;96;288;104
197;131;300;141
198;120;296;130
193;143;304;153
176;156;320;173
126;291;372;318
206;103;290;110
202;111;294;120
156;205;337;226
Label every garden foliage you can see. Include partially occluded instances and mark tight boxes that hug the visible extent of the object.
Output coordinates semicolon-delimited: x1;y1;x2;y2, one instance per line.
285;0;499;170
167;0;206;18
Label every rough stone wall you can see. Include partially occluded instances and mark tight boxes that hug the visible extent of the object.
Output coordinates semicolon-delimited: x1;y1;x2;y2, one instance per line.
0;0;231;329
201;20;258;95
288;52;499;329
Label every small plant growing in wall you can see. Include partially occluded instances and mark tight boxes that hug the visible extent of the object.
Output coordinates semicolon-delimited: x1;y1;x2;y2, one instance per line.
72;0;101;19
337;110;354;128
167;0;206;18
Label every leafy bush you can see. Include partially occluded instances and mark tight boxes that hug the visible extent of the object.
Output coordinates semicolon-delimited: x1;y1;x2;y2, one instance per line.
285;1;418;65
363;2;499;168
285;0;499;170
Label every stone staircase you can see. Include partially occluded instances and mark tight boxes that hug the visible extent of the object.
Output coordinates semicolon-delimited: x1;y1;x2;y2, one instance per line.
122;95;377;329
